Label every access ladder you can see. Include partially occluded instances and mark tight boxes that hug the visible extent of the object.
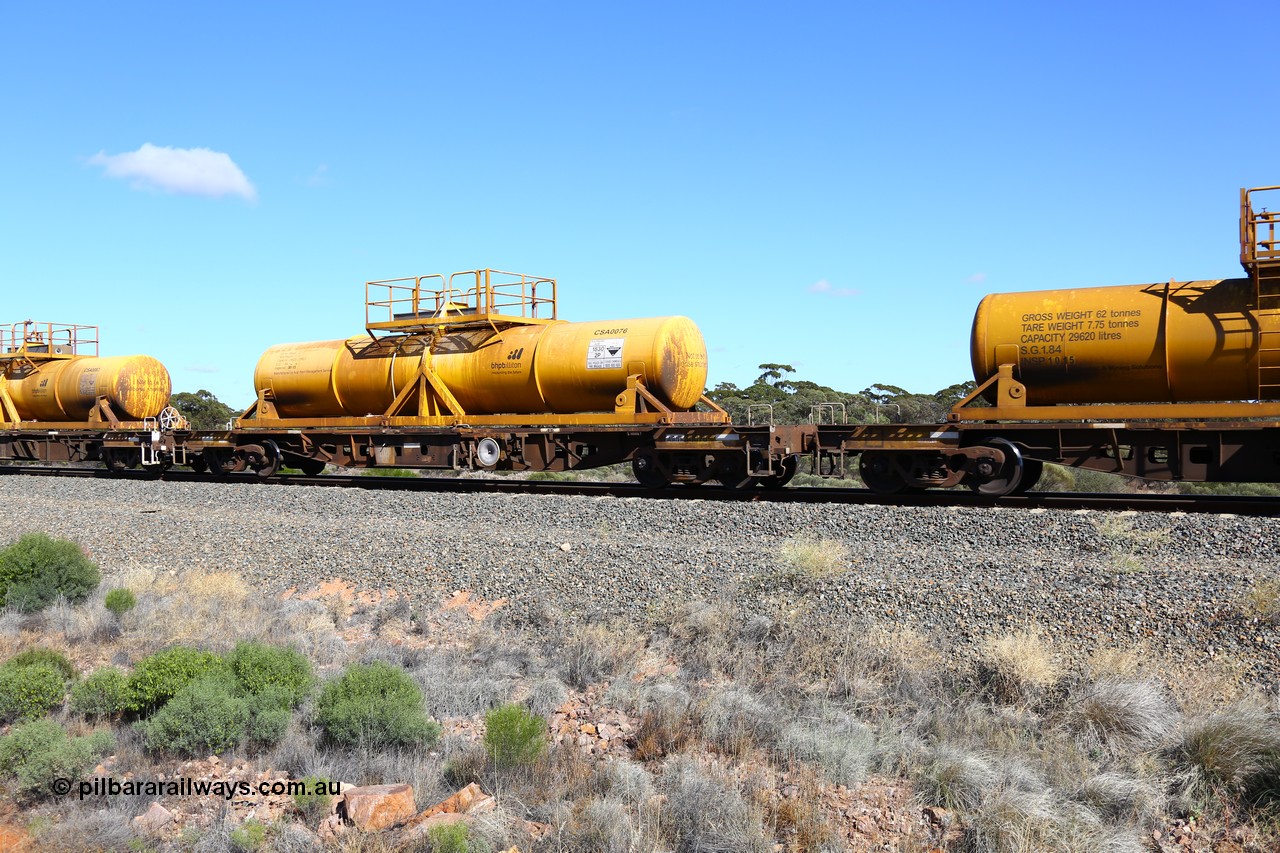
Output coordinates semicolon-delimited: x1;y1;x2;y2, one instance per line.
1241;186;1280;398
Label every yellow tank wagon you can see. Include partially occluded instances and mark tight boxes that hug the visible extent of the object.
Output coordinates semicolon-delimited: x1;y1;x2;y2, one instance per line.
0;322;171;425
959;186;1280;421
253;314;708;421
970;278;1280;408
229;270;747;484
0;321;193;474
797;186;1280;496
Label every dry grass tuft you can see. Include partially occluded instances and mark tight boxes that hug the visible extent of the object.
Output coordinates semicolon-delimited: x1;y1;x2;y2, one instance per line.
41;592;118;646
917;745;999;813
560;794;660;853
1241;574;1280;625
1167;705;1280;816
659;755;771;853
789;621;945;712
968;787;1059;853
1091;514;1169;550
703;688;783;756
119;568;254;652
1082;644;1149;681
1090;514;1169;574
663;600;735;678
759;765;838;851
776;535;851;579
778;710;873;786
562;623;641;689
1064;678;1178;754
521;673;568;718
116;568;349;668
976;627;1061;706
1076;772;1164;825
631;683;695;761
1167;659;1250;717
27;797;143;853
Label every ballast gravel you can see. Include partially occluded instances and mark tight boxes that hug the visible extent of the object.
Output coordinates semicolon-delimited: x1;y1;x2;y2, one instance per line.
0;476;1275;682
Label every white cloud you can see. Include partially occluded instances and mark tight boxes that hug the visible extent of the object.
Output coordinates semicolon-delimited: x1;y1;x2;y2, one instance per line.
967;272;988;284
808;279;859;297
305;163;330;187
89;143;257;201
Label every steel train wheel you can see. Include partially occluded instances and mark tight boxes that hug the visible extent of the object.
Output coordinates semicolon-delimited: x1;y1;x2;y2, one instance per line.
202;448;240;475
1012;458;1043;495
968;438;1025;497
291;457;327;476
103;449;133;475
632;451;669;488
717;453;758;489
859;451;908;495
254;439;282;478
759;454;799;489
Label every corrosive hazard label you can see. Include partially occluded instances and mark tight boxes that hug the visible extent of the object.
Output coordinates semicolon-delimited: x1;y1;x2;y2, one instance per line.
586;338;624;370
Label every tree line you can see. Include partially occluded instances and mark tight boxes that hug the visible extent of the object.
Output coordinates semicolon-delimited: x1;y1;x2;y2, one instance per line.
705;364;982;425
171;366;982;431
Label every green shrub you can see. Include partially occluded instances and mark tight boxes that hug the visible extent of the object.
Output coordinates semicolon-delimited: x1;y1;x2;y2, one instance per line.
70;667;130;718
427;821;475;853
126;646;227;713
483;703;547;768
135;674;248;755
228;642;313;706
0;663;69;722
316;661;440;747
0;719;113;798
293;775;338;823
0;533;101;612
103;587;137;617
245;686;293;746
229;818;267;852
5;648;77;682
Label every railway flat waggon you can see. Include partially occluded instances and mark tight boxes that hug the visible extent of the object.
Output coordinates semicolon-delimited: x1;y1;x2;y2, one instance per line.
783;186;1280;496
0;321;189;471
223;269;756;484
8;187;1280;500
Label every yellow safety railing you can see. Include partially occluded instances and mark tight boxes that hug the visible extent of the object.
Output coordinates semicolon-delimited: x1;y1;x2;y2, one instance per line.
366;269;556;329
0;321;98;359
1241;186;1280;268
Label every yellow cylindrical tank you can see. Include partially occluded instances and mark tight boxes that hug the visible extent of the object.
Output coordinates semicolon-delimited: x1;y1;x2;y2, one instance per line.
5;355;172;421
254;315;709;417
971;277;1280;404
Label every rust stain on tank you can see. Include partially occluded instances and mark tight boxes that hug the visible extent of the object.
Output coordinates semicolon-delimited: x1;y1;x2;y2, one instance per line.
6;355;172;421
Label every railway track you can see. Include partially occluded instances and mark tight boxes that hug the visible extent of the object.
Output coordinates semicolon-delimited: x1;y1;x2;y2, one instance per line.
1;464;1276;515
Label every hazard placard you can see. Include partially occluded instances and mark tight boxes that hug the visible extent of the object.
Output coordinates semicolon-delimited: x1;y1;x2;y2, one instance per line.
586;338;624;370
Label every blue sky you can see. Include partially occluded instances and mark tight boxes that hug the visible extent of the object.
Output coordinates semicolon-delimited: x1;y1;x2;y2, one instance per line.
1;3;1274;407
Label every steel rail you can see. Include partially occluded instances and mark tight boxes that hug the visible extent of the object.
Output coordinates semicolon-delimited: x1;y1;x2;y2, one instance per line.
0;464;1276;515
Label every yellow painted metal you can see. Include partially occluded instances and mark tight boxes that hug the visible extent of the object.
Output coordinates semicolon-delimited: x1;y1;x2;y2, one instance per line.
4;355;172;421
254;315;709;418
971;278;1280;404
0;321;99;362
366;269;557;332
242;411;731;430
